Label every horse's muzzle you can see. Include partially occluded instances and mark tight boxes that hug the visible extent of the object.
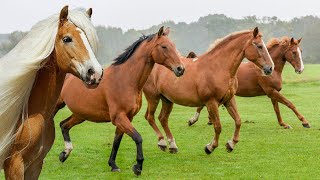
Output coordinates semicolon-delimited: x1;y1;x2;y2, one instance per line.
263;65;273;75
173;65;185;77
83;68;103;88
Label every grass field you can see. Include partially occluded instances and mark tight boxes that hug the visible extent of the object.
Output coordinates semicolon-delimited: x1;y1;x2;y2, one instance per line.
1;64;320;179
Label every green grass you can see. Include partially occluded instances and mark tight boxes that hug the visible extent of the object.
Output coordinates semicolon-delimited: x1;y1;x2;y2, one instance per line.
1;64;320;179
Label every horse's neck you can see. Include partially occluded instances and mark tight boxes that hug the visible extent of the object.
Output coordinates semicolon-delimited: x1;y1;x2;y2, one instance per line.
27;51;66;117
117;44;155;91
269;46;286;74
204;35;249;77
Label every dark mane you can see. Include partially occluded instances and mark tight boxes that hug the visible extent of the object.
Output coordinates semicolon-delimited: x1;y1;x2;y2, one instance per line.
112;34;155;65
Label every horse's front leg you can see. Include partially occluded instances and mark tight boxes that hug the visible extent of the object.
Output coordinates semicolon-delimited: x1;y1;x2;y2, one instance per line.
112;113;144;176
108;127;124;172
204;100;221;154
224;96;241;152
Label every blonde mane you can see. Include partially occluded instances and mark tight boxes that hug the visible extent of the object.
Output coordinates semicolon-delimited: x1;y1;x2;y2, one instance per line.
0;8;98;168
266;36;291;49
207;30;252;52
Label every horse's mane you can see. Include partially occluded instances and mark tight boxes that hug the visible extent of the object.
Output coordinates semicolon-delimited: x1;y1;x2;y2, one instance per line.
0;8;98;168
207;30;252;52
266;36;291;49
112;34;155;65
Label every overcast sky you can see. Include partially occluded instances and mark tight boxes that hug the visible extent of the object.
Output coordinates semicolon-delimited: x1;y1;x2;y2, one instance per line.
0;0;319;33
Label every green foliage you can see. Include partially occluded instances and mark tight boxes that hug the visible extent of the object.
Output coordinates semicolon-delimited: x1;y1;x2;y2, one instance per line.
1;15;320;64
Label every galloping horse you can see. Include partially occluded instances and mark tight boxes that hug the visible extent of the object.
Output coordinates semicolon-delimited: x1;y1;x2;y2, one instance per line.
143;27;274;153
0;6;103;179
188;37;309;129
54;27;185;175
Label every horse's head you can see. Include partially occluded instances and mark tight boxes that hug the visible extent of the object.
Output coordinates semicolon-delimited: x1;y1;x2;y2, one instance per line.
244;27;274;75
55;6;103;88
284;37;304;74
151;26;185;77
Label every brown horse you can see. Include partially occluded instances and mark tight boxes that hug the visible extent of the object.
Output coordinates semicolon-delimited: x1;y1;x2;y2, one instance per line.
0;6;103;179
143;27;274;154
54;27;184;175
188;37;309;129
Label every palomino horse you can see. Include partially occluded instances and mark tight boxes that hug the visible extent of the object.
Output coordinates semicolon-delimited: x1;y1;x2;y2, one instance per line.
54;27;184;175
143;27;274;154
0;6;103;179
188;37;309;129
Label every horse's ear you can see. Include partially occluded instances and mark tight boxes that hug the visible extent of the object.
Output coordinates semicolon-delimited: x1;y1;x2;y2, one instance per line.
297;38;302;44
87;8;93;18
187;52;197;58
253;27;259;38
163;27;170;36
158;26;164;37
290;37;294;45
59;5;69;26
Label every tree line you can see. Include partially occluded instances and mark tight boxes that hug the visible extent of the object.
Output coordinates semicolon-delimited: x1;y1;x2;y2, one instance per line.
1;14;319;64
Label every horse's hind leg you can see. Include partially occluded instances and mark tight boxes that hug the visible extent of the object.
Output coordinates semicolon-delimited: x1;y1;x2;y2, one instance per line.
224;97;241;152
144;92;167;151
269;90;310;128
271;99;291;129
59;114;85;162
188;106;204;126
158;98;177;153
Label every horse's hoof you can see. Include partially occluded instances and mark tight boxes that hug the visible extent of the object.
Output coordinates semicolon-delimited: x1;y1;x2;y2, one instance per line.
188;121;193;126
132;164;142;176
204;146;212;154
169;148;178;154
111;168;121;172
302;123;311;128
158;144;167;152
59;151;68;162
207;121;213;125
284;125;292;129
225;143;234;153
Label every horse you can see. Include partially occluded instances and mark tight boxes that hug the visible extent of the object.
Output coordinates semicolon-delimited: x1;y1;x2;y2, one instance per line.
0;6;103;179
53;26;185;176
143;27;274;154
188;37;309;129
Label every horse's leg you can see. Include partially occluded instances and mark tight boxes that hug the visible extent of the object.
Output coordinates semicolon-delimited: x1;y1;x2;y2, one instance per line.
4;154;24;179
269;90;310;128
59;114;85;162
144;95;167;151
108;127;123;172
158;99;178;153
188;106;204;126
271;99;291;129
112;113;143;176
24;159;43;180
204;100;221;154
224;97;241;152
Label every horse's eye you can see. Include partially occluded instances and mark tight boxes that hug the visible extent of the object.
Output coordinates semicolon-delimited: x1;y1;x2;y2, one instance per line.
63;36;72;43
161;46;167;49
257;45;263;49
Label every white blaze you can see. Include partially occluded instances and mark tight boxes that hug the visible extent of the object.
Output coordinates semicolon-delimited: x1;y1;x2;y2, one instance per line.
297;47;304;72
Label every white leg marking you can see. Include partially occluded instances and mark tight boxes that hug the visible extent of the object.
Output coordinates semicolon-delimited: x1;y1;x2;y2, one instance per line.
64;141;73;155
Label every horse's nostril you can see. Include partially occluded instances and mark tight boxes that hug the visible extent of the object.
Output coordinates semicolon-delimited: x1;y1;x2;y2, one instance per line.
269;66;272;72
177;66;183;72
88;68;95;75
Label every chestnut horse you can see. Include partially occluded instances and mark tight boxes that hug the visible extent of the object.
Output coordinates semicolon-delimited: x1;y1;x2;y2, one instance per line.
143;27;274;154
53;27;184;175
188;37;309;129
0;6;103;179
